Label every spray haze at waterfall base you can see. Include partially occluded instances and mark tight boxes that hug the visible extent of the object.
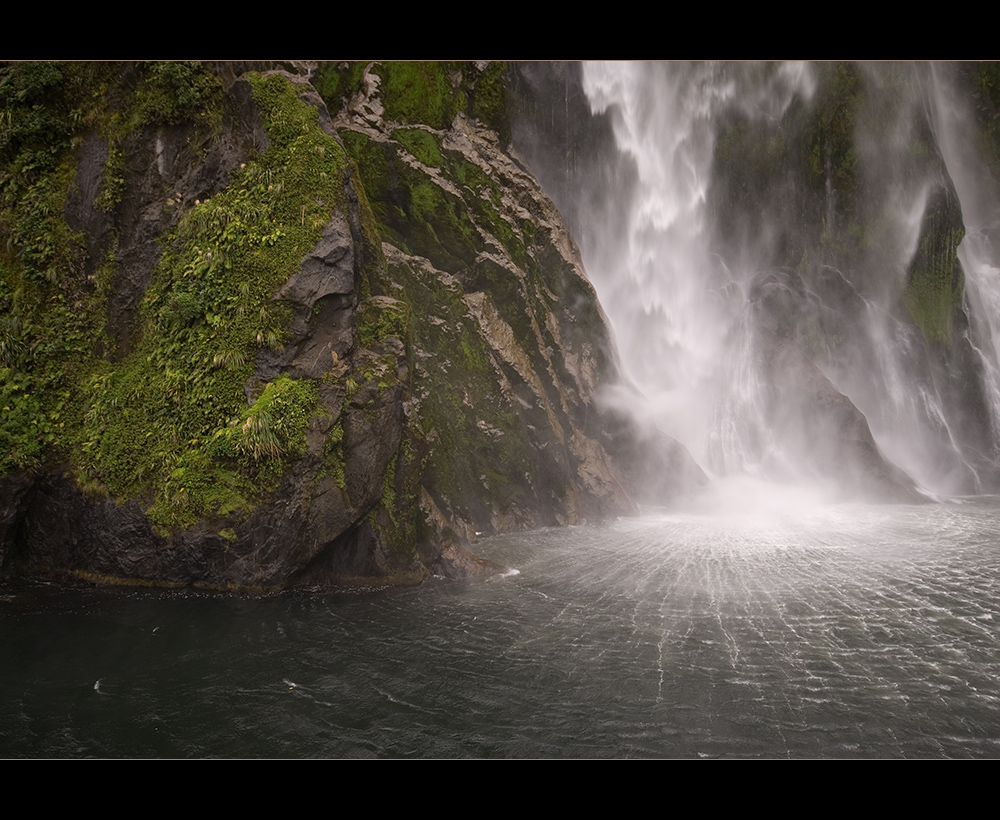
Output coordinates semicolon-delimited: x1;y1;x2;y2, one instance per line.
517;61;1000;504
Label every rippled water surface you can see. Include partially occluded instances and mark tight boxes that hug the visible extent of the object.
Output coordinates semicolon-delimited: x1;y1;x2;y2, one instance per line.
4;495;1000;757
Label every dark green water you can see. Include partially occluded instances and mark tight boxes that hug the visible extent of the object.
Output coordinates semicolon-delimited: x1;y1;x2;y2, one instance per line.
4;491;1000;758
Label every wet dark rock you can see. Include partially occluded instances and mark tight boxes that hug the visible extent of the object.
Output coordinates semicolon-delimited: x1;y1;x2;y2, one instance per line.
748;268;925;502
432;539;507;580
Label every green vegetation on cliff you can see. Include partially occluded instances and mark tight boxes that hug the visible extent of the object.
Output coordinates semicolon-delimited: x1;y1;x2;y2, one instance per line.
314;60;511;145
318;61;619;531
1;62;97;474
903;186;966;345
957;61;1000;189
0;62;230;476
1;64;349;531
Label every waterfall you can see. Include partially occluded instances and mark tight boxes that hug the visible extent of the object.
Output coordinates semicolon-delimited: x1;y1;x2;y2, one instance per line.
564;61;1000;498
577;62;814;471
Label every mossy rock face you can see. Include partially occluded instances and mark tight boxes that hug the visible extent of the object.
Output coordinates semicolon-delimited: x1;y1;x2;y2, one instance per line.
373;61;465;129
708;62;949;292
73;70;351;531
704;62;976;365
710;61;878;278
1;61;687;589
0;64;431;589
318;60;511;144
321;61;646;537
340;129;480;272
955;61;1000;190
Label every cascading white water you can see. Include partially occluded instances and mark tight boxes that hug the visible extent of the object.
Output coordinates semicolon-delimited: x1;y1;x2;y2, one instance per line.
815;63;984;495
578;62;733;463
579;61;824;478
580;63;729;388
575;61;1000;497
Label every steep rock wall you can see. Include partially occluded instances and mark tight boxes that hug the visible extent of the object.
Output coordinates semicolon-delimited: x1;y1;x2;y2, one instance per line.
321;62;694;540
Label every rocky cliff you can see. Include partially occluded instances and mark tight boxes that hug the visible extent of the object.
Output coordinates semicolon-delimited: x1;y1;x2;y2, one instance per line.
0;61;698;590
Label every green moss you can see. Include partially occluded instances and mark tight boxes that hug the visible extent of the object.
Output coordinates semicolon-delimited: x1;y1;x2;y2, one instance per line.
374;61;464;129
0;62;74;191
334;62;569;528
367;429;427;558
383;256;534;521
380;451;399;527
95;145;126;212
905;273;959;345
392;127;444;168
146;450;253;533
81;72;346;527
341;130;479;272
344;123;534;293
0;65;353;538
321;417;346;490
356;296;411;350
410;181;443;225
469;61;511;148
0;64;104;476
0;365;47;471
0;63;225;479
312;61;370;114
211;375;317;466
902;183;966;346
128;61;223;129
904;232;965;345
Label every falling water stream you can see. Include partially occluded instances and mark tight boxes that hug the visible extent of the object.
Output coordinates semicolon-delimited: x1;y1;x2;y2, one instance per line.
4;62;1000;757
